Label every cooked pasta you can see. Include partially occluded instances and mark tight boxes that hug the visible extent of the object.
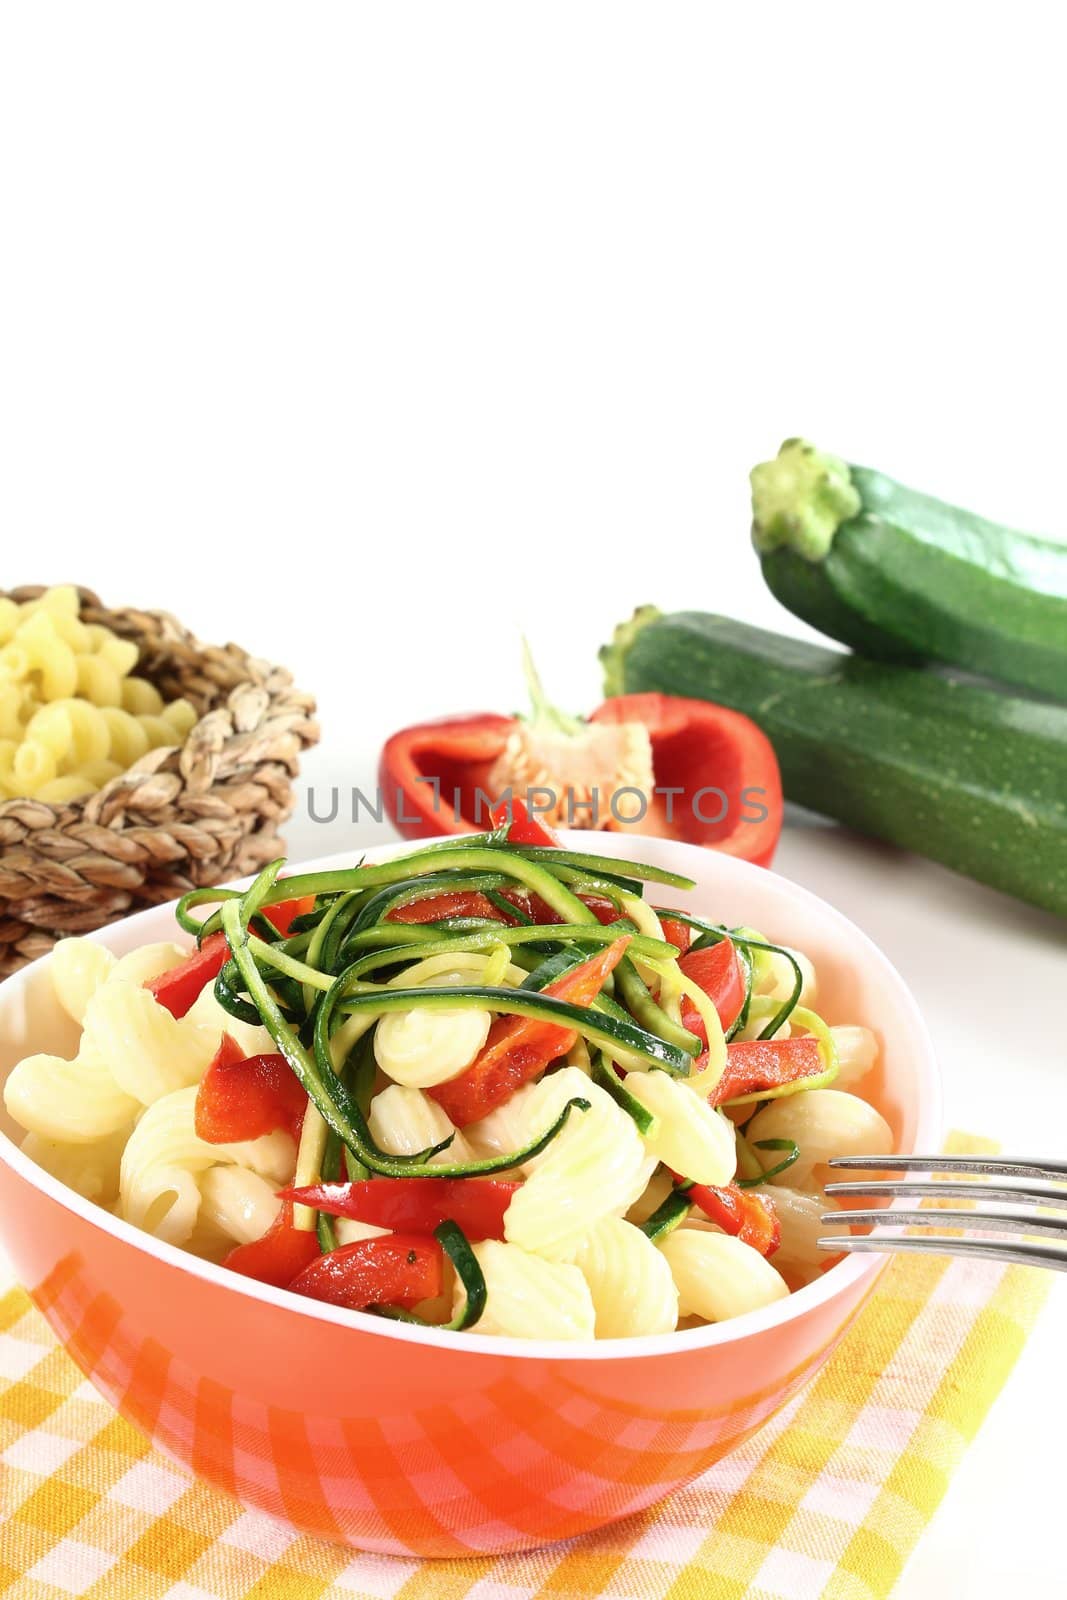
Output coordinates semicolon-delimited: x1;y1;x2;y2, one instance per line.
765;1187;840;1286
5;1047;140;1143
50;936;117;1024
82;981;219;1105
120;1086;295;1245
502;1068;657;1261
661;1231;790;1321
828;1024;878;1089
199;1165;282;1247
20;1129;129;1207
109;941;190;989
374;973;492;1088
573;1216;679;1337
6;832;898;1342
625;1069;737;1187
745;1089;893;1189
183;982;276;1059
456;1240;596;1340
0;587;199;802
461;1080;540;1165
367;1085;475;1165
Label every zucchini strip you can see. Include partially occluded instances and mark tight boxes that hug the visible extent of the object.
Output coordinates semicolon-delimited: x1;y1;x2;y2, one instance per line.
436;1220;487;1330
337;923;675;977
521;950;589;992
316;1126;343;1252
736;1138;800;1188
591;1056;656;1135
231;848;598;925
373;1220;487;1332
484;886;533;923
640;1188;692;1242
329;984;692;1074
514;846;695;890
225;898;596;1178
348;873;516;933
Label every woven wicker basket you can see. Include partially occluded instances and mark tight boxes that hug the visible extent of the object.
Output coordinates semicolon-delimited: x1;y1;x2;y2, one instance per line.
0;586;319;977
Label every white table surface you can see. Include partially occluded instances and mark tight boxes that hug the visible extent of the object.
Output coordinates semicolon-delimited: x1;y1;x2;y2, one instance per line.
2;6;1065;1592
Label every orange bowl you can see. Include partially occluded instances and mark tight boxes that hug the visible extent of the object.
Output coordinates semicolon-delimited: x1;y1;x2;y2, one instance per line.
0;832;940;1556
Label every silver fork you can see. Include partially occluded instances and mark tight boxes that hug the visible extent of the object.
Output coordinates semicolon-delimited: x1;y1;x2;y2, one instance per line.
818;1155;1067;1272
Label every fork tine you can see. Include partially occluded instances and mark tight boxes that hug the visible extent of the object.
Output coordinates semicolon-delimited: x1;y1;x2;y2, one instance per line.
818;1234;1067;1272
827;1155;1067;1181
821;1207;1067;1239
823;1179;1067;1206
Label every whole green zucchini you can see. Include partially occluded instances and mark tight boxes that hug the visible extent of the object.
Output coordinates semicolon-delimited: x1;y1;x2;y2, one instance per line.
601;607;1067;917
750;439;1067;699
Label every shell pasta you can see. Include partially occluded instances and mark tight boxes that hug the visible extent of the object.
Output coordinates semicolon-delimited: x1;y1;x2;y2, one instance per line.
4;833;896;1341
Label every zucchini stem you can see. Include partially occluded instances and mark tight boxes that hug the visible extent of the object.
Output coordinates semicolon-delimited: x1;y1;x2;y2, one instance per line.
750;438;861;562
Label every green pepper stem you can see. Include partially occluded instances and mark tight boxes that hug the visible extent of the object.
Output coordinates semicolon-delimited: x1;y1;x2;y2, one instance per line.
520;637;585;735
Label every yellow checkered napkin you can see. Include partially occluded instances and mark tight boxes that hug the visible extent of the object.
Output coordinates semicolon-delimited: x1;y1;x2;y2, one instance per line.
0;1151;1050;1600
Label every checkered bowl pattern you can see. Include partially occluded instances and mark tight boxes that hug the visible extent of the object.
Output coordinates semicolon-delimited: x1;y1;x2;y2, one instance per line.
0;835;941;1557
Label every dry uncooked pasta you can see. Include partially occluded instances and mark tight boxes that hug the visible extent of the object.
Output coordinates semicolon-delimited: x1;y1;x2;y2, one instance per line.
0;585;198;802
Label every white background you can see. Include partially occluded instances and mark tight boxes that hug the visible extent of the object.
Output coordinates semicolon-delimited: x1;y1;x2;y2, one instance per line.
1;5;1065;1594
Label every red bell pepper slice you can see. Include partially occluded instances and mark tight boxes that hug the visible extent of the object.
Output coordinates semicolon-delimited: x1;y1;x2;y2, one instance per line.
379;713;515;839
223;1201;321;1287
489;795;560;847
288;1235;444;1311
659;917;693;956
387;890;512;925
688;1182;780;1256
283;1177;519;1241
262;895;316;936
711;1036;825;1107
429;934;631;1127
146;931;230;1019
678;938;746;1041
588;693;783;867
195;1034;307;1143
385;885;619;931
145;898;312;1022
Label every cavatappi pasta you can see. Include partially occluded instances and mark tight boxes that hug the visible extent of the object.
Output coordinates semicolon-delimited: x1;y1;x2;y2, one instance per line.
4;832;894;1340
0;585;197;803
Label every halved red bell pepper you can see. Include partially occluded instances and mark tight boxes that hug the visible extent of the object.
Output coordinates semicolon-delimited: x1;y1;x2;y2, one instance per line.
195;1034;308;1143
688;1182;780;1256
379;695;782;868
428;934;631;1127
379;713;515;839
288;1235;444;1311
146;931;230;1019
223;1201;321;1287
588;694;781;865
678;938;746;1039
711;1036;825;1107
283;1177;519;1241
